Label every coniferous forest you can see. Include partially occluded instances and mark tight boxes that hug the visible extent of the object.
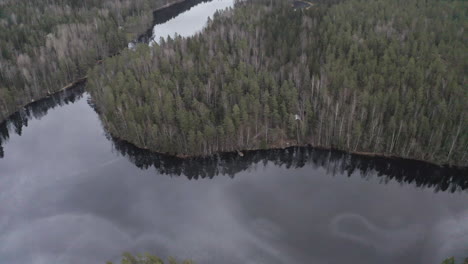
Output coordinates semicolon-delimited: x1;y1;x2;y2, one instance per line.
1;1;468;263
88;0;467;166
0;0;181;123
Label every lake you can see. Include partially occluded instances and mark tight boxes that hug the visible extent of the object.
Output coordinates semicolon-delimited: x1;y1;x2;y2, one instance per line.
1;1;467;264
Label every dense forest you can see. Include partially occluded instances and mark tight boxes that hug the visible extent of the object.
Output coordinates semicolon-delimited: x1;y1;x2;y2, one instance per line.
0;0;181;123
88;0;467;166
1;83;465;190
106;253;466;264
1;82;465;190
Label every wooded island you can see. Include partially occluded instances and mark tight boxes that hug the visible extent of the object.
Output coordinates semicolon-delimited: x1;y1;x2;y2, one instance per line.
88;0;467;166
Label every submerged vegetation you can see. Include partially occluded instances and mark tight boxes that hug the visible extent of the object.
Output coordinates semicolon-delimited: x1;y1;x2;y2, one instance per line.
0;0;180;123
88;0;467;166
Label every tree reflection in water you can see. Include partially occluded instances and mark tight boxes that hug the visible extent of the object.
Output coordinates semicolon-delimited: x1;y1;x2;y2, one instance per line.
134;0;211;44
0;85;85;159
0;84;466;193
112;136;467;193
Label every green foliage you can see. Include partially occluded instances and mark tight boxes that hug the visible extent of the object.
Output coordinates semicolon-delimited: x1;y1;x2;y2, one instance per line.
443;257;456;264
88;0;467;165
441;256;468;264
107;252;193;264
0;0;180;122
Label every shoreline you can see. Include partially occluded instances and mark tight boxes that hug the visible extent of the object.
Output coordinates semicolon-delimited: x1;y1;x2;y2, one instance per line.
0;77;88;126
0;0;193;126
1;0;466;171
134;0;210;43
2;77;466;171
108;131;468;169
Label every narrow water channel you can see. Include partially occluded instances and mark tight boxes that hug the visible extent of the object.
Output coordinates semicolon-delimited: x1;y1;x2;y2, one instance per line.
0;1;467;264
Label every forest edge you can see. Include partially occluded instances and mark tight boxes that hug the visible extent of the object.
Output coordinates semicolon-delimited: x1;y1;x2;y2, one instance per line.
1;0;466;170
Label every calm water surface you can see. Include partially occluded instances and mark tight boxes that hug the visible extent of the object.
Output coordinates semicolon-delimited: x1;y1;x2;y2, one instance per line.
149;0;234;45
1;1;467;264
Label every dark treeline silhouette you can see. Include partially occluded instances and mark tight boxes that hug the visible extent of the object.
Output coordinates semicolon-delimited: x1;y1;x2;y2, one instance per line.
1;83;465;192
0;84;86;158
111;134;468;193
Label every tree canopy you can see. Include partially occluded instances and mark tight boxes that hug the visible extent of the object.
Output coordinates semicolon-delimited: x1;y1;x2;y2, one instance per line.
88;0;467;166
107;252;193;264
0;0;180;123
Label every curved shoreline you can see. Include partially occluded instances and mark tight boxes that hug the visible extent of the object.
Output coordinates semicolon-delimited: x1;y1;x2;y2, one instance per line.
0;77;88;126
107;129;468;169
0;0;194;126
2;80;466;172
1;0;466;170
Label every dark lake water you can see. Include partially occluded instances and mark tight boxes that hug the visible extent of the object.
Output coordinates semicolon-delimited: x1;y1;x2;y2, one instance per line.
292;1;311;9
1;1;467;264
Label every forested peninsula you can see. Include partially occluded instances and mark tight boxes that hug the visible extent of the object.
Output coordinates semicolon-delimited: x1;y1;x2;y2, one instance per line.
0;0;183;123
88;0;467;166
